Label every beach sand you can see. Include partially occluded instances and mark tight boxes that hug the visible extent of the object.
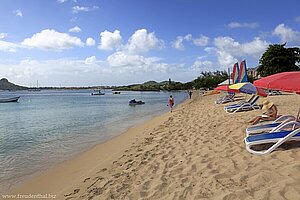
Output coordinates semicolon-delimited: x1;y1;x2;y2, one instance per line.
7;92;300;200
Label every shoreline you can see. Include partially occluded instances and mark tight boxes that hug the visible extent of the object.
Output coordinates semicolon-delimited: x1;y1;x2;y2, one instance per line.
5;93;191;199
5;92;300;200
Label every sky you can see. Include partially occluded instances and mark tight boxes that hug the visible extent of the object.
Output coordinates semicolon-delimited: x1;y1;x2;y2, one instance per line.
0;0;300;87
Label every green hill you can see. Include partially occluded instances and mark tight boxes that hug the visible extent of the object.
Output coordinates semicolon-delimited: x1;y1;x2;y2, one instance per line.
0;78;28;90
114;80;190;91
143;81;158;85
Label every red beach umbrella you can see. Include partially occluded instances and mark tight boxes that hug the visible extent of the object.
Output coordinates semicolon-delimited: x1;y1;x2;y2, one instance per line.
214;85;237;93
254;72;300;94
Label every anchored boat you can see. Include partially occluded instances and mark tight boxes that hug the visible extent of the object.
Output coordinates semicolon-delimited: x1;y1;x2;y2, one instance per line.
0;96;20;103
91;90;105;95
129;99;145;105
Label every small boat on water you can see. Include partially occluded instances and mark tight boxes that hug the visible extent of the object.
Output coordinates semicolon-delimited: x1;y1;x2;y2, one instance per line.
91;90;105;95
0;96;20;103
129;99;145;105
113;91;121;94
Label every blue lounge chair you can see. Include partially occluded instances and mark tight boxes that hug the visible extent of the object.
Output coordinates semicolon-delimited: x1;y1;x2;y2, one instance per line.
224;95;255;110
245;125;300;155
225;96;260;114
246;115;296;135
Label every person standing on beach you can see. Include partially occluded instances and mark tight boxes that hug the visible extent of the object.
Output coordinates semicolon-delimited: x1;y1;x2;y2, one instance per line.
168;95;174;112
188;90;193;99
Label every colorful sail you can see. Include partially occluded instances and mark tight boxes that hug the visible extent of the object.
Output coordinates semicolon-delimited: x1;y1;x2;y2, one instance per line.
239;60;248;82
231;62;240;84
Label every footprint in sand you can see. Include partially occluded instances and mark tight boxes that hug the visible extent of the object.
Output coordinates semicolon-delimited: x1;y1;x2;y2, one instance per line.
222;193;238;200
98;168;107;173
83;177;90;182
64;188;80;197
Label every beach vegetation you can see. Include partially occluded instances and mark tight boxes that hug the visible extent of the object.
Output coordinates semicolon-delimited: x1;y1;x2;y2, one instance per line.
258;43;300;77
115;80;192;91
192;71;228;90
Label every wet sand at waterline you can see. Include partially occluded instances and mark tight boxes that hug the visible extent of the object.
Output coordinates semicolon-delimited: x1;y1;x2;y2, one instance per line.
8;92;300;200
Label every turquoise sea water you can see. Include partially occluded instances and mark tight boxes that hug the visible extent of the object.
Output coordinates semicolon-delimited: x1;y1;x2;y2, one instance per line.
0;90;187;191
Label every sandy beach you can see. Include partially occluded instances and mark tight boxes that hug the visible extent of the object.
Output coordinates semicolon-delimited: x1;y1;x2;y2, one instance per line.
5;92;300;200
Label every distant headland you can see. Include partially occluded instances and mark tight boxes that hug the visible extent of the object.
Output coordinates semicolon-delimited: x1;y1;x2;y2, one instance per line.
0;78;28;90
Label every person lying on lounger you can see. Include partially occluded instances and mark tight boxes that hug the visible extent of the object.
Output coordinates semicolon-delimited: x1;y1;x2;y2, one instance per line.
248;100;278;125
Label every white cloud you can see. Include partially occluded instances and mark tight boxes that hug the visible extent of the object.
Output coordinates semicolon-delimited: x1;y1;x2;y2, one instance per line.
172;36;185;50
86;37;96;46
107;51;146;67
105;29;165;71
98;28;168;80
13;9;23;17
72;5;98;14
21;29;84;50
215;50;238;68
228;22;259;29
184;34;192;41
0;33;8;39
192;60;214;72
241;38;269;56
98;29;163;53
98;30;122;51
272;24;300;43
214;37;268;57
106;51;171;76
126;29;164;53
72;6;89;13
172;34;209;50
57;0;68;3
85;56;97;65
69;26;81;33
213;36;268;67
0;40;20;52
193;35;209;46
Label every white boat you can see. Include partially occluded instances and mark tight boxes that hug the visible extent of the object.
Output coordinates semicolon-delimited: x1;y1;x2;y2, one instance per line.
0;96;20;103
91;90;105;95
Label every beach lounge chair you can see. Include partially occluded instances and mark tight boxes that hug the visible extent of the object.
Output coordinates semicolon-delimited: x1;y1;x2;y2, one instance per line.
246;109;300;136
246;115;297;135
215;93;235;104
224;95;255;111
225;96;260;114
245;125;300;155
267;90;282;96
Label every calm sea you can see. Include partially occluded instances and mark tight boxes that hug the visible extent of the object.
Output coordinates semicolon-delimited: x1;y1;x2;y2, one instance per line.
0;90;187;192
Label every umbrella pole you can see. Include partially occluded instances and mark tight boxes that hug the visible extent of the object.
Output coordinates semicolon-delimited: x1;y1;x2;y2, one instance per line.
228;67;231;85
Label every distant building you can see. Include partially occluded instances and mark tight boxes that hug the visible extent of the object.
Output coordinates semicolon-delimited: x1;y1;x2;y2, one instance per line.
247;66;261;79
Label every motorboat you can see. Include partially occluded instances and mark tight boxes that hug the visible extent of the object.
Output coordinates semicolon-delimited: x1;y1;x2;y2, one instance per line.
129;99;145;105
0;96;20;103
91;90;105;95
